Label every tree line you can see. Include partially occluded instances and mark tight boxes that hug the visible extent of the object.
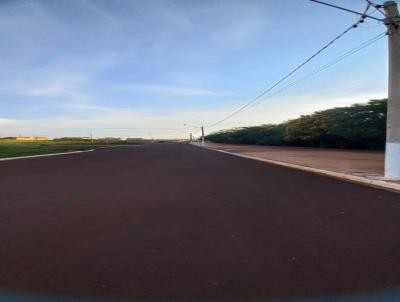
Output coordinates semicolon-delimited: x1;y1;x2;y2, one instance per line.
205;99;387;150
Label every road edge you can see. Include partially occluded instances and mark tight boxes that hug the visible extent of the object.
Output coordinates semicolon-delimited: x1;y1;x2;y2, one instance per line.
192;143;400;193
0;149;95;161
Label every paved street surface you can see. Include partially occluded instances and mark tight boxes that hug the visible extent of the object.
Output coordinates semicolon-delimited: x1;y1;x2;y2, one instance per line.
0;143;400;301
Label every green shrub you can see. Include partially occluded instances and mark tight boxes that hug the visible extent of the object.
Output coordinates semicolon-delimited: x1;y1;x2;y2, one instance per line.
205;99;387;150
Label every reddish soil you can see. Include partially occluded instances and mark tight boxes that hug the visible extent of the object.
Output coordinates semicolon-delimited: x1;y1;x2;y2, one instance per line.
204;143;385;176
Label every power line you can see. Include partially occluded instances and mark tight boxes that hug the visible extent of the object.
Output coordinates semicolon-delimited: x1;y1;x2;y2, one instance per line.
310;0;384;22
245;31;387;111
366;0;387;17
208;5;371;128
208;32;386;129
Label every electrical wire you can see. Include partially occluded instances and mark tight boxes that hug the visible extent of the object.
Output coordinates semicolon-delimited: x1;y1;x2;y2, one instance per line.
204;31;385;135
208;4;371;128
245;31;387;111
309;0;384;21
365;0;387;17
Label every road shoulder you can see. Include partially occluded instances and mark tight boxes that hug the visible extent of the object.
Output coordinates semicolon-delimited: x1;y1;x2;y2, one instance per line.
0;149;95;161
193;143;400;193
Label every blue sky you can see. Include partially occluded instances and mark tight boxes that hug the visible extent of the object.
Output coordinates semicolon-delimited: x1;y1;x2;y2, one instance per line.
0;0;390;138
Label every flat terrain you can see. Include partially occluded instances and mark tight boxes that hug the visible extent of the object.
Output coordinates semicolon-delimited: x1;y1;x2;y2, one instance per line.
0;139;142;158
204;143;384;176
0;142;90;158
0;143;399;301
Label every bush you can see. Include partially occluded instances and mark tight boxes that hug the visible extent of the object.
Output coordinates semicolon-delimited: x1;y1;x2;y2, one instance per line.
205;99;387;150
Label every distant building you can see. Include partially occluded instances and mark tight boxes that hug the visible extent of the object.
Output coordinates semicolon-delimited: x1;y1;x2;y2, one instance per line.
125;138;143;142
97;137;122;142
54;137;91;141
14;136;50;141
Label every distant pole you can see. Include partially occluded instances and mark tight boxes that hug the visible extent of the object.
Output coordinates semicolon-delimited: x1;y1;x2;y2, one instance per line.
90;133;93;142
201;126;205;146
384;1;400;180
189;132;193;143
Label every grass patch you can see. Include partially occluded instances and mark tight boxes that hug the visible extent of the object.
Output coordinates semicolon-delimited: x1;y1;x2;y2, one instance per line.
0;144;90;158
0;139;144;158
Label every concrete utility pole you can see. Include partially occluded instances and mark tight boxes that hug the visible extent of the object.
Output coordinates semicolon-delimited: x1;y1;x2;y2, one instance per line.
183;123;205;145
384;1;400;180
189;132;193;143
201;126;205;146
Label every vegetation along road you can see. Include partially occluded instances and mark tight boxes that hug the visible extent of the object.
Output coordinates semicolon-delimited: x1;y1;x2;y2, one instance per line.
0;138;142;159
0;143;399;301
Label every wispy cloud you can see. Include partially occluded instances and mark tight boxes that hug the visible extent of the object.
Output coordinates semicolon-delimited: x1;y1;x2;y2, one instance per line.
121;84;232;97
199;3;267;46
0;0;387;139
0;89;386;139
19;83;70;97
0;118;17;125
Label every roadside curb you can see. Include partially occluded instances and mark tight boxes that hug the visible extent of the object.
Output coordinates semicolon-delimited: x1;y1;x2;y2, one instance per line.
193;143;400;193
0;149;95;162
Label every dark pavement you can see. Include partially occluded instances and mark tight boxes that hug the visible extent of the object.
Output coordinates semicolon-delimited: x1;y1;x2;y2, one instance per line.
0;143;400;301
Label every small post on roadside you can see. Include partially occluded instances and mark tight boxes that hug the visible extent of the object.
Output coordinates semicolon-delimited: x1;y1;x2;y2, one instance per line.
189;133;193;143
384;1;400;180
201;126;205;146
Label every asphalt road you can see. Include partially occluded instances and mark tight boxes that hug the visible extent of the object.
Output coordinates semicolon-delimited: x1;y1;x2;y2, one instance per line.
0;143;400;301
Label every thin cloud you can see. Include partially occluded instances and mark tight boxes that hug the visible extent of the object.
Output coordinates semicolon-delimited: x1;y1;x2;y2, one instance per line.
0;118;17;125
121;84;232;97
0;90;386;139
0;0;387;139
20;83;69;97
